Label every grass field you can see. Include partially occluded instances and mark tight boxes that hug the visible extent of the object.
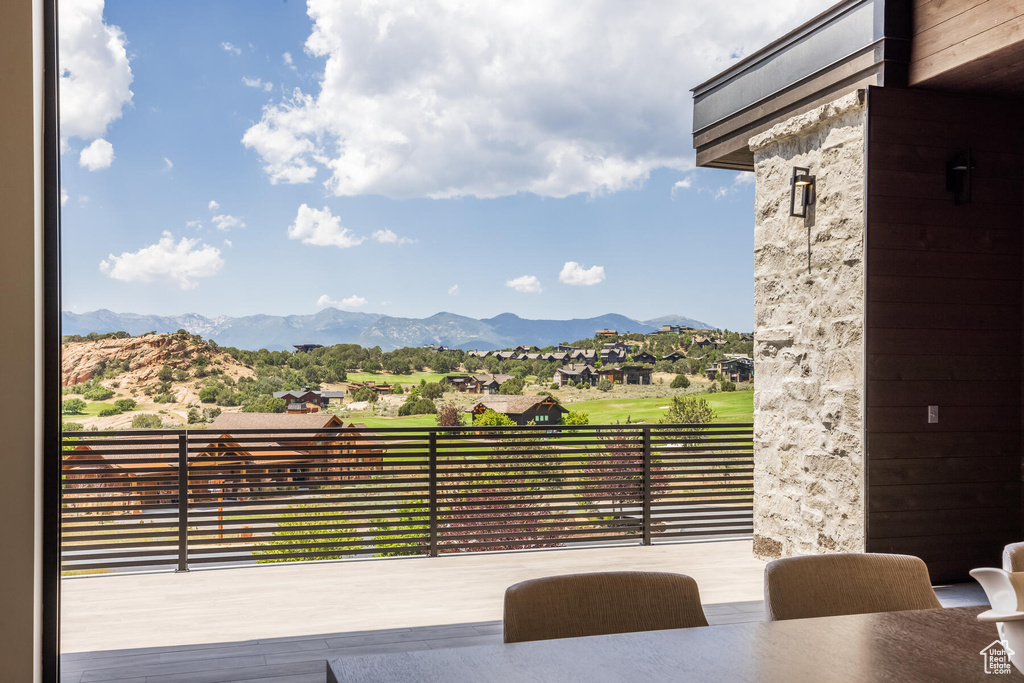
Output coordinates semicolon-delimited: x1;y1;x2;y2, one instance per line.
345;389;753;430
61;401;124;421
343;371;455;386
567;390;753;424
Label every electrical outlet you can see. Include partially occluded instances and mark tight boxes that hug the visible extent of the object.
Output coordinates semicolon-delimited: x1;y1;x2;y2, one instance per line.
927;405;938;424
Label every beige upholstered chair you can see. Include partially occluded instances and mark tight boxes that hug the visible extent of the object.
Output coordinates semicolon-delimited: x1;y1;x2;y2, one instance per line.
503;571;709;643
764;553;941;621
1003;543;1024;572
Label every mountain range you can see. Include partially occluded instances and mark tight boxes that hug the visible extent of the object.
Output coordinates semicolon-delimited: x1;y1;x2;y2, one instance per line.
61;309;716;352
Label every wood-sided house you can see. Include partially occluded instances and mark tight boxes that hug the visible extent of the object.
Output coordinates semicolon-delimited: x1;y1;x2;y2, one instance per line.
662;350;687;363
272;386;325;409
554;364;597;387
466;395;569;426
633;351;657;365
197;413;385;492
598;364;653;385
347;381;394;396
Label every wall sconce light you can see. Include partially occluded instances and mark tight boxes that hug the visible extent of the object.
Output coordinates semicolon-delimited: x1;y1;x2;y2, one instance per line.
946;149;974;205
790;166;815;217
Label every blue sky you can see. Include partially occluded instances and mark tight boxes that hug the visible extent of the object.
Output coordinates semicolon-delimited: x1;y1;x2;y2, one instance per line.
59;0;833;332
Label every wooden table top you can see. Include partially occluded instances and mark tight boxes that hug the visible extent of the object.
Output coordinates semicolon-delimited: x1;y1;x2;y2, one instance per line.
327;606;1024;682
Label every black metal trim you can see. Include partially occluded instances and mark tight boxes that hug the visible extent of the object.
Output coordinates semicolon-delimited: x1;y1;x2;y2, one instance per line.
43;0;62;680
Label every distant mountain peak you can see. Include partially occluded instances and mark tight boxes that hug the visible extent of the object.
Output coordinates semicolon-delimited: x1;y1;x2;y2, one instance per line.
63;309;719;351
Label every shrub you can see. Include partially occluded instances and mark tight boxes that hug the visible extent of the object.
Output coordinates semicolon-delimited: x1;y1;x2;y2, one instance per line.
661;395;716;425
82;385;113;401
596;378;613;392
421;382;444;400
242;396;286;413
498;377;524;395
157;365;173;382
720;380;737;392
398;397;436;416
473;409;516;427
154;393;175;404
351;387;376;403
215;389;239;406
671;374;691;389
114;398;137;411
564;411;589;425
198;386;218;403
97;406;122;417
550;383;560;391
435;402;465;427
392;383;403;395
61;398;87;414
62;421;84;432
131;414;164;429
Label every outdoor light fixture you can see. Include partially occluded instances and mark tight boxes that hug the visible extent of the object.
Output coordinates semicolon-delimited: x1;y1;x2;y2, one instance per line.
946;149;974;205
789;166;815;217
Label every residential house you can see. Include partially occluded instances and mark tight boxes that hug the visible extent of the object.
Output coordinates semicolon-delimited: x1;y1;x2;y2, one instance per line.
472;374;513;394
445;373;511;394
466;395;569;426
708;358;753;383
347;381;395;396
632;351;657;365
597;364;653;385
204;413;383;486
272;386;326;409
662;350;687;363
292;344;323;353
569;349;597;363
594;329;618;338
554;364;597;387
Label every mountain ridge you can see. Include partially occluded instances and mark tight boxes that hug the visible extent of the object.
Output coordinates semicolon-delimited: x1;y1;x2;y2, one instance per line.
62;308;716;352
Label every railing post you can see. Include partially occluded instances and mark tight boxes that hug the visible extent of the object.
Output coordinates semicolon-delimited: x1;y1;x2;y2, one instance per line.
428;430;438;558
176;431;189;572
642;426;652;546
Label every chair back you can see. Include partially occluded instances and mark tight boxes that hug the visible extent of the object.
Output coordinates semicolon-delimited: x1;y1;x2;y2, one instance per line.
503;571;708;643
1003;543;1024;572
764;553;941;621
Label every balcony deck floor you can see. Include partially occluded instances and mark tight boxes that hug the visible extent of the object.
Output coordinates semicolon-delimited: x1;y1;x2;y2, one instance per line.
60;539;988;683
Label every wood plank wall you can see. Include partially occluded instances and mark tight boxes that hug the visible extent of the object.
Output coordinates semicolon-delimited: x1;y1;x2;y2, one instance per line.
865;86;1024;582
911;0;1024;91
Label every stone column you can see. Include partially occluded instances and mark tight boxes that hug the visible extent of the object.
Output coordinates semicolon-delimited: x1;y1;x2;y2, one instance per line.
747;91;867;560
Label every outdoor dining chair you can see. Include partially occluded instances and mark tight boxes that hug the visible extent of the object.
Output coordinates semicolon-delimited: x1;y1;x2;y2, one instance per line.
764;552;941;621
503;571;709;643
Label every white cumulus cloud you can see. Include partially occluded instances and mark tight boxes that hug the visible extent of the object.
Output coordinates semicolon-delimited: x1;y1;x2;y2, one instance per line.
58;0;134;148
671;178;693;198
371;228;415;245
283;52;296;69
221;42;242;55
288;204;365;248
317;294;368;309
208;200;220;211
163;157;174;170
507;275;542;294
61;188;69;207
241;0;831;199
559;261;605;286
448;284;459;295
100;232;224;289
79;138;114;170
212;214;246;231
242;76;274;92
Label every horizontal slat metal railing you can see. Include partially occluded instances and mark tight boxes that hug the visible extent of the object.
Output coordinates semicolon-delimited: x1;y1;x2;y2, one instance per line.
60;423;753;572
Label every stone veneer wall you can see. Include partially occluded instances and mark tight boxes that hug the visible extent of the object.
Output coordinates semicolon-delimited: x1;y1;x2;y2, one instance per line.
747;91;867;560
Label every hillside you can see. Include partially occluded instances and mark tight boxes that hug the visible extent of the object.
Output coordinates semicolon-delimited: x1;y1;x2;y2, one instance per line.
61;333;255;428
61;308;717;352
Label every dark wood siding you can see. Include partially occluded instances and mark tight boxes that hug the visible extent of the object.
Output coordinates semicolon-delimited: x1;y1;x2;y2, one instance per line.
865;86;1024;582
